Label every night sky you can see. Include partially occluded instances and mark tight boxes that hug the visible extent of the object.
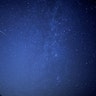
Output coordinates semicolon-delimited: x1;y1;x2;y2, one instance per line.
0;0;96;96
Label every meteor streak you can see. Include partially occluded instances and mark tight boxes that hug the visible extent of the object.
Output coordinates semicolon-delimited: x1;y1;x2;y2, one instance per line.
0;31;7;37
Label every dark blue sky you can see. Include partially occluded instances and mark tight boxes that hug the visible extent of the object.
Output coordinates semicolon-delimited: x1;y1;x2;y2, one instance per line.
0;0;96;96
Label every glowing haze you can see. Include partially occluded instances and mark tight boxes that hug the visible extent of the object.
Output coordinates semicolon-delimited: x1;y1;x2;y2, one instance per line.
0;0;96;96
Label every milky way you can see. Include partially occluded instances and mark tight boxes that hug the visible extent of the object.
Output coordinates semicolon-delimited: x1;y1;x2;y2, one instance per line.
0;0;96;96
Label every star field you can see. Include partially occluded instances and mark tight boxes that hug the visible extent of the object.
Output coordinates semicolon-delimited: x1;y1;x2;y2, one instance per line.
0;0;96;96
